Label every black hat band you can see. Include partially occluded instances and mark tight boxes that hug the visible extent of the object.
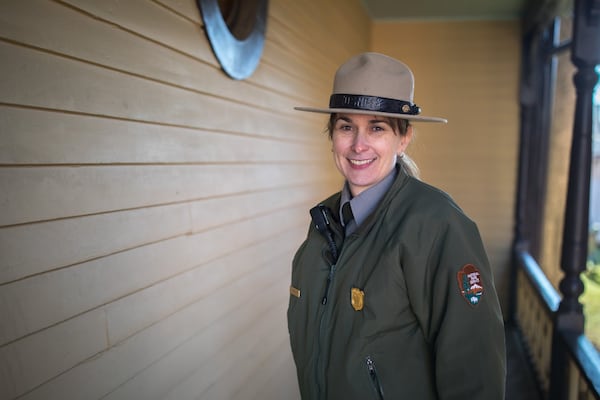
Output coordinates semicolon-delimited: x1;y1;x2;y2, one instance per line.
329;94;421;115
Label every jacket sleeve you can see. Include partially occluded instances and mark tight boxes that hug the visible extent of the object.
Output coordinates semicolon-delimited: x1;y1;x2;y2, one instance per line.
404;207;506;400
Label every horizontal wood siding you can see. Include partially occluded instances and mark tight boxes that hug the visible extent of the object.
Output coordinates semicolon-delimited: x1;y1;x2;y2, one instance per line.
372;20;521;317
0;0;370;399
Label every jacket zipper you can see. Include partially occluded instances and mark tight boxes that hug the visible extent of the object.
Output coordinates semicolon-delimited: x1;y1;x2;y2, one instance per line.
321;263;336;304
314;213;342;399
316;262;336;398
365;355;385;400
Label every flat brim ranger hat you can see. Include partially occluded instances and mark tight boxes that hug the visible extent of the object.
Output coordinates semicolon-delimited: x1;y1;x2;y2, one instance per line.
295;52;447;123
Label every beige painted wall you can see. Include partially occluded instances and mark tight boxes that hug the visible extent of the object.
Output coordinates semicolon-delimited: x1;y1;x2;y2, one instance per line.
372;20;521;316
0;0;368;399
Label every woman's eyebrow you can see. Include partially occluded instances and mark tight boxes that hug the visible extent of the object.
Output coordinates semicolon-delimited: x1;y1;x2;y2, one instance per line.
369;118;391;125
336;116;353;123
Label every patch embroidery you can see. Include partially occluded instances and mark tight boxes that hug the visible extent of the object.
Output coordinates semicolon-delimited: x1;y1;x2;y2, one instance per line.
457;264;484;306
351;287;364;311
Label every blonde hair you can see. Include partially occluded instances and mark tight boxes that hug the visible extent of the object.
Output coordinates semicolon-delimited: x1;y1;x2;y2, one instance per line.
326;114;420;179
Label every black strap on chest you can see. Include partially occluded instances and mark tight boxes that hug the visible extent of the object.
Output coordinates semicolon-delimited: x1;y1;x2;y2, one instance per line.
309;204;338;262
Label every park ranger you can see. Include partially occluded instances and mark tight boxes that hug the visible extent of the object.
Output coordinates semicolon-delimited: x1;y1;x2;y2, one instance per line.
287;52;506;400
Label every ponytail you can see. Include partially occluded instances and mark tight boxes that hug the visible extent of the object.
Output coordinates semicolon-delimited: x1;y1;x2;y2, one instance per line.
399;153;420;179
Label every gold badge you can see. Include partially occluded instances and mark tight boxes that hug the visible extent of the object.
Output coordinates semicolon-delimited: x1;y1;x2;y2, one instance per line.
351;287;364;311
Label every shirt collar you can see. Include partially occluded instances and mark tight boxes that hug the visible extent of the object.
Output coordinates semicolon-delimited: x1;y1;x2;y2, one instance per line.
339;166;398;229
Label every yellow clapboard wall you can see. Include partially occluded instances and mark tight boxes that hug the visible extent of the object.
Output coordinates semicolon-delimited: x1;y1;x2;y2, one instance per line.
0;0;369;399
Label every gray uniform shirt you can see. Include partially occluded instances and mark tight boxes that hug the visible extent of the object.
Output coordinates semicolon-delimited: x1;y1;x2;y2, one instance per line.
340;167;398;236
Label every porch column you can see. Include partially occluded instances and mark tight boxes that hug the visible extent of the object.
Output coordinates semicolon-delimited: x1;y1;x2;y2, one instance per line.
556;0;600;333
550;1;600;398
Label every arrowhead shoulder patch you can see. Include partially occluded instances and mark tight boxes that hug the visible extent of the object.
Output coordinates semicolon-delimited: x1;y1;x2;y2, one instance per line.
457;264;484;306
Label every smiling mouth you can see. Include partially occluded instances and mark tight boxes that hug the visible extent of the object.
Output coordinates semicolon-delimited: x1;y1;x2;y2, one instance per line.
349;158;375;166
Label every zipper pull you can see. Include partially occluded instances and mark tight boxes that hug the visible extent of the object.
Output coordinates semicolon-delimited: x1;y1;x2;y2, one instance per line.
365;356;385;400
366;355;377;375
321;264;336;305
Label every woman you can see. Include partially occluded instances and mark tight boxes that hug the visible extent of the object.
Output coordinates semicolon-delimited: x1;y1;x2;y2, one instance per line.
287;52;506;399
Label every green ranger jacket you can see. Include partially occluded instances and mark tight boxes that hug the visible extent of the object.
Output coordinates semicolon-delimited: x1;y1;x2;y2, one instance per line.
287;166;506;400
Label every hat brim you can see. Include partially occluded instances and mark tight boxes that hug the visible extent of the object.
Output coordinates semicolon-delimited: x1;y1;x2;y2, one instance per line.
294;106;447;123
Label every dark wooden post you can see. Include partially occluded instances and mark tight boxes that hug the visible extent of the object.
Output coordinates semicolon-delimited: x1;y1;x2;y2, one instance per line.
557;0;600;333
550;0;600;398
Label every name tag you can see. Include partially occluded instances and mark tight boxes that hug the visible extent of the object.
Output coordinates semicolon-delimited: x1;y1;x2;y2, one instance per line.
290;285;301;298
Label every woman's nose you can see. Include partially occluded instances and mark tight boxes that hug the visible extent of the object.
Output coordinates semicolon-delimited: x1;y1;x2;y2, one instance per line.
352;130;369;152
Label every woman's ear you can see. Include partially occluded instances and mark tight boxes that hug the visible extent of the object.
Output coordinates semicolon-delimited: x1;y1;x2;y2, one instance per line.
398;125;414;154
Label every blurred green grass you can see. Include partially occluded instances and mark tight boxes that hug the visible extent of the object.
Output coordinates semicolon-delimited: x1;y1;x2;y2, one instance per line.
582;273;600;351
